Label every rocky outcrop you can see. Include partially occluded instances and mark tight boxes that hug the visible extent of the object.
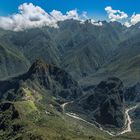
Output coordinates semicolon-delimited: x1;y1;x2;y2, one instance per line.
26;59;83;100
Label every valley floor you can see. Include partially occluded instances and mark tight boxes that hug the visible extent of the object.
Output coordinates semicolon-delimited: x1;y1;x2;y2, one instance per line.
62;102;139;137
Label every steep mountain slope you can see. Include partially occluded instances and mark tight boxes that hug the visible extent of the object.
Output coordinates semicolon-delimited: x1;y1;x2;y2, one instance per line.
56;20;125;53
0;59;83;102
0;60;140;140
124;83;140;102
0;28;30;79
0;20;126;80
80;30;140;87
1;28;61;65
61;38;106;78
124;22;140;39
0;44;29;79
57;20;126;78
0;59;85;140
66;77;125;130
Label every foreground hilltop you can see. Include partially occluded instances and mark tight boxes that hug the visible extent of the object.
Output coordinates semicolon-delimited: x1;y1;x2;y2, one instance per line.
0;59;84;139
0;59;139;140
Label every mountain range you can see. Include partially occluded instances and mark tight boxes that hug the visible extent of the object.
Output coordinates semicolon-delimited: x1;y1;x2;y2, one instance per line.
0;20;140;85
0;19;140;140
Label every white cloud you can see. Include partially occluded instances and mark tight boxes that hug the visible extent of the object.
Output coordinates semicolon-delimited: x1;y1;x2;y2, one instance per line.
66;10;79;20
81;11;88;19
105;6;128;22
50;9;79;21
80;19;103;26
0;3;81;31
123;14;140;28
0;3;58;31
124;22;131;28
50;10;67;21
131;14;140;25
0;3;107;31
90;19;103;26
1;3;140;31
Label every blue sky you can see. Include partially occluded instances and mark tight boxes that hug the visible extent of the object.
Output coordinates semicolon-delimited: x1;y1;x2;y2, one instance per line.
0;0;140;20
0;0;140;31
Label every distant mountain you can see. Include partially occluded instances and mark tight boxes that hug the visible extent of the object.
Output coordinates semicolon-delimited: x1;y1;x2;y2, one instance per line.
57;20;126;78
0;19;140;140
0;19;139;86
1;28;61;65
124;22;140;39
0;20;127;80
0;43;29;79
79;24;140;87
89;32;140;86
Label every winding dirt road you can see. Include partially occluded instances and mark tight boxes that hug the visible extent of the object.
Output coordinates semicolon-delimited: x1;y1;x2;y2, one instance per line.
118;105;138;135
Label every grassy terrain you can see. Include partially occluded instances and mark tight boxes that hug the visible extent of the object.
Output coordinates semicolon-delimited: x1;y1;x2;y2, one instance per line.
1;94;140;140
